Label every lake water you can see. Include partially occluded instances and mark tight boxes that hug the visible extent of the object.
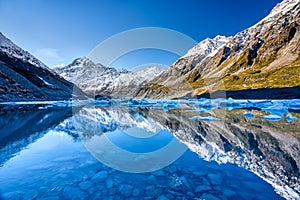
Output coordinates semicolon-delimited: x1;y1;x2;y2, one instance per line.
0;99;299;200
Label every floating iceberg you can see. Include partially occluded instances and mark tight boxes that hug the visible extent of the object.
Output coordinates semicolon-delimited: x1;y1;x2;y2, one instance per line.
261;114;282;121
243;111;254;118
286;113;297;122
127;98;156;107
190;115;220;122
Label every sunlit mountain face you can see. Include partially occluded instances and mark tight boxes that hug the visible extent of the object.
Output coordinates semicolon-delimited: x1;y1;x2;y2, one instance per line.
0;99;298;199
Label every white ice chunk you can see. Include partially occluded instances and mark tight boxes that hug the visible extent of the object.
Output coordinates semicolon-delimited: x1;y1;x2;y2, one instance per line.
190;116;220;122
286;113;298;122
243;111;254;118
261;114;282;121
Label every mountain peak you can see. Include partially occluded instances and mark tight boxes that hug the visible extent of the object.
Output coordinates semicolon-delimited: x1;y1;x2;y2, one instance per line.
69;57;95;67
182;35;229;58
269;0;299;17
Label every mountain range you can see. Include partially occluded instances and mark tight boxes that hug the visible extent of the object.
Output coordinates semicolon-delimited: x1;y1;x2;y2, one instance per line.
54;57;163;97
0;0;299;101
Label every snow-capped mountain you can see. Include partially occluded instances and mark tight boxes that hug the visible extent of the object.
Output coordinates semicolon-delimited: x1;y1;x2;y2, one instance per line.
135;0;300;99
181;35;229;59
54;57;163;97
54;57;126;94
0;32;86;101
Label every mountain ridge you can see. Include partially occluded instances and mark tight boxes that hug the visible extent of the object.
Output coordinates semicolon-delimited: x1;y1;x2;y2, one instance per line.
0;32;87;102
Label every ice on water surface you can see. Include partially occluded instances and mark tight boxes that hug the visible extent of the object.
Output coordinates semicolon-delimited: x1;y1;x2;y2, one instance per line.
243;111;254;118
286;113;298;122
190;115;221;122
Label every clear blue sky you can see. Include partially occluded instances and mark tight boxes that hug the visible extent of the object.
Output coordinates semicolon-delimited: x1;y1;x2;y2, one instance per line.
0;0;282;69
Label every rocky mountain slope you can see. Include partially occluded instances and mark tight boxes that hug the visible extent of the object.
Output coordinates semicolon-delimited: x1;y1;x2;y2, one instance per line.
0;32;86;102
135;0;300;99
54;57;163;97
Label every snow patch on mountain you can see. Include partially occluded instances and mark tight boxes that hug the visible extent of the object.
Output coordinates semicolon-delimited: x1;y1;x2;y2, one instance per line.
182;35;229;58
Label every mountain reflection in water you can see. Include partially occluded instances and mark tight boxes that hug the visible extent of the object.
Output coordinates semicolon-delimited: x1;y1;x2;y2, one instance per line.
0;99;299;199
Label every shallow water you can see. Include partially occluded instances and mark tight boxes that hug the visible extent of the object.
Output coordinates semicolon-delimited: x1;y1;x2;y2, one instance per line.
0;99;299;199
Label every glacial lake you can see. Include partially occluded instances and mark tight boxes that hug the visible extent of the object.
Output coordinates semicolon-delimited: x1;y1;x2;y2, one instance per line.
0;98;299;200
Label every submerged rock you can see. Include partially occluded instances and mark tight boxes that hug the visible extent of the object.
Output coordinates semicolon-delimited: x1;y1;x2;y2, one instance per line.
63;186;86;200
133;188;141;196
201;193;220;200
195;185;212;193
156;195;169;200
105;178;114;189
79;181;93;190
91;171;108;182
118;184;133;197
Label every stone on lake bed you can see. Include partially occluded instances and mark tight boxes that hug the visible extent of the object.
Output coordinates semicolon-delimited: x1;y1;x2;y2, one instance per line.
187;191;194;197
179;176;193;191
145;185;163;197
63;186;86;200
118;184;133;197
152;188;163;197
222;188;236;197
156;195;170;200
91;171;108;182
146;174;157;181
108;188;117;196
195;185;212;193
79;181;93;190
133;188;140;196
38;196;60;200
151;170;165;176
145;185;155;193
105;178;114;188
201;193;220;200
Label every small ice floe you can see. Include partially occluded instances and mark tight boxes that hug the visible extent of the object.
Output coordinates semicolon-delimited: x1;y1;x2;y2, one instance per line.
286;113;298;122
190;116;220;122
261;114;282;121
184;109;205;113
243;111;253;118
128;98;156;107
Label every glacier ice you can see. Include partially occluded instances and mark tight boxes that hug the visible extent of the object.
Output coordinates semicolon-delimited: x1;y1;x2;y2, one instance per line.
243;111;254;118
190;116;221;122
261;114;282;121
286;113;297;122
